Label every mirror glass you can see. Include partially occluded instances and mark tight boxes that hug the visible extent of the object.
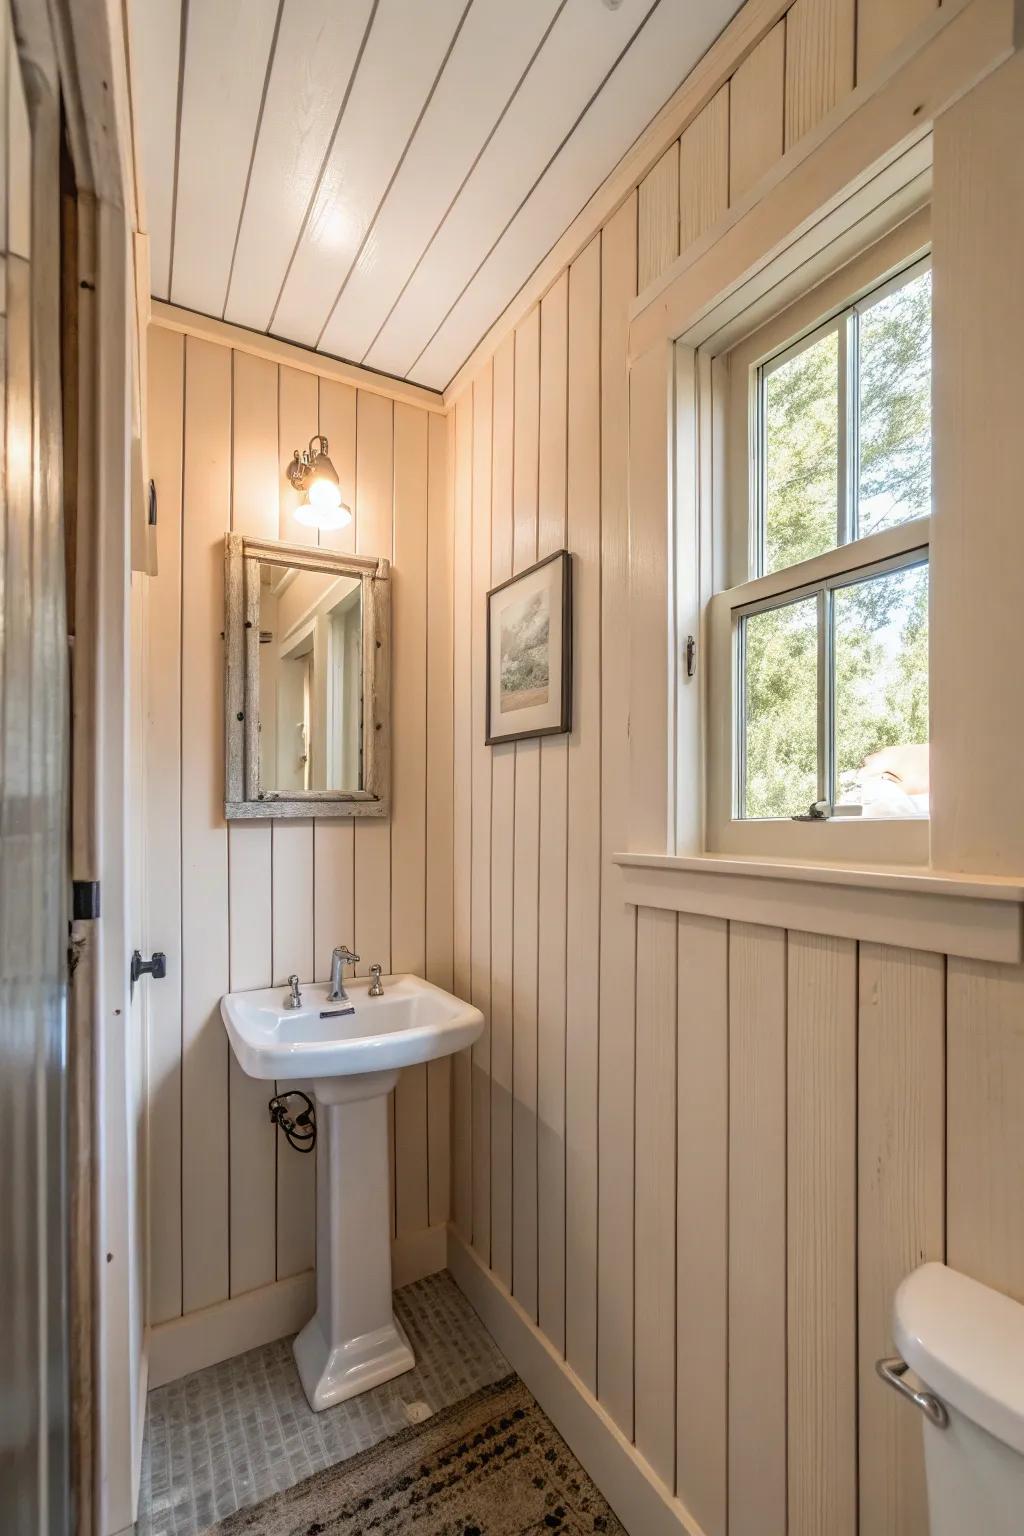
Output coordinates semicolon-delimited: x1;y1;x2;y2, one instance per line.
253;559;363;794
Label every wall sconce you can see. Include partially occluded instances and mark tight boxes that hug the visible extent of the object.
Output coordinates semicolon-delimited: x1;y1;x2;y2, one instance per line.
287;434;352;531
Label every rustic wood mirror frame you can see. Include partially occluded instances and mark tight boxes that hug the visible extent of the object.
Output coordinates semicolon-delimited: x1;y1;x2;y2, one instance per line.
224;533;391;819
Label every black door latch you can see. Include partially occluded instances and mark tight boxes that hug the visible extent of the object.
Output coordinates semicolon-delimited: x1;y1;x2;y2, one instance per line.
131;950;167;994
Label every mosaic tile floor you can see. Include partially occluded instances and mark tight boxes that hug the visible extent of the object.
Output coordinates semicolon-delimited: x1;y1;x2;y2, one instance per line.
138;1270;511;1536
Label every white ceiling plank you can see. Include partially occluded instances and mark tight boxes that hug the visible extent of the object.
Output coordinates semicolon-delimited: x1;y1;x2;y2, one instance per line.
317;0;562;366
410;0;735;389
170;0;281;314
223;0;374;332
362;0;660;381
133;0;182;298
270;0;467;350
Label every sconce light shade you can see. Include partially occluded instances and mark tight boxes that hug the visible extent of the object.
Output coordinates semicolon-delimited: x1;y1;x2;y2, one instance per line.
288;435;353;532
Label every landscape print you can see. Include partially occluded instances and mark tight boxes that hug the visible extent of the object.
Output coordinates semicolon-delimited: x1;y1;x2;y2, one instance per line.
499;588;550;712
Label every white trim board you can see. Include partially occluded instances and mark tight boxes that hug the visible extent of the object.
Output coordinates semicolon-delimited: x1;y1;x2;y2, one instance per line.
148;1223;447;1389
613;853;1024;963
447;1230;706;1536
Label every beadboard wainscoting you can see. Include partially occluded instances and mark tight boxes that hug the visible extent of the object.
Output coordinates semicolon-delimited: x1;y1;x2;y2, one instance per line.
143;320;453;1353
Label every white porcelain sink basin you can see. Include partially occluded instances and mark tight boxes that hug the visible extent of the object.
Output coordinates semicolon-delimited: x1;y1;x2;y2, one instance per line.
221;973;482;1083
220;970;481;1415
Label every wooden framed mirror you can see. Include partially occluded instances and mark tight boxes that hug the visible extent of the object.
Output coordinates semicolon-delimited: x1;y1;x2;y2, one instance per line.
224;534;391;819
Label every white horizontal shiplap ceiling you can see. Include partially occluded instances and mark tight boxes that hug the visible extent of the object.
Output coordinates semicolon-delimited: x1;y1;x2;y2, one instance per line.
136;0;738;390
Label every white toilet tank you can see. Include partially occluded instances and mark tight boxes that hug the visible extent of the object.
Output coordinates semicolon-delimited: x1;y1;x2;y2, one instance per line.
891;1262;1024;1536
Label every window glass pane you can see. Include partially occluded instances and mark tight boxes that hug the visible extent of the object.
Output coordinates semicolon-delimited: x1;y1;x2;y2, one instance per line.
742;595;818;818
857;269;932;535
833;561;929;817
763;327;839;573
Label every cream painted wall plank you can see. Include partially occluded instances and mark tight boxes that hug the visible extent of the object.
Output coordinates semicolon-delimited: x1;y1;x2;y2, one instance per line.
678;85;729;257
470;365;493;1261
858;943;944;1536
784;0;855;148
638;141;680;293
353;389;396;1232
392;402;430;1237
633;906;678;1488
947;958;1024;1300
787;932;857;1536
512;309;541;1320
564;237;601;1392
451;394;474;1240
180;335;232;1314
271;820;315;1278
278;366;320;547
597;192;637;1432
728;20;785;205
145;324;184;1324
729;920;786;1536
675;912;727;1534
313;378;357;1002
857;0;939;85
227;349;278;1299
537;272;569;1352
489;332;516;1291
425;410;454;1226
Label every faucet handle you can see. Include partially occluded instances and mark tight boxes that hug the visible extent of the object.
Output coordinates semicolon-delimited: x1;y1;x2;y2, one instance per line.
368;963;384;997
285;974;302;1009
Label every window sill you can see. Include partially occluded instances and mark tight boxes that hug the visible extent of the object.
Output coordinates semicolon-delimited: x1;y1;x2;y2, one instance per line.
612;852;1024;963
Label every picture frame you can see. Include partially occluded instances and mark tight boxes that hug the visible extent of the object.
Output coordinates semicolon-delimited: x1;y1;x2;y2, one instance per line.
486;549;572;745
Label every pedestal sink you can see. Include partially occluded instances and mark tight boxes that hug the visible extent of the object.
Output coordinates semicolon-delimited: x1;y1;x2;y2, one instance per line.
221;974;482;1411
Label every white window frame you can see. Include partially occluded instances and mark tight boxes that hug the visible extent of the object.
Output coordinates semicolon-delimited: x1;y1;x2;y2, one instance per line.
705;214;932;864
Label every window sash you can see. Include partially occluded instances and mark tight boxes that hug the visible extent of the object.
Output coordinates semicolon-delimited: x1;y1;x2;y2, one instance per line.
753;253;930;577
733;543;928;819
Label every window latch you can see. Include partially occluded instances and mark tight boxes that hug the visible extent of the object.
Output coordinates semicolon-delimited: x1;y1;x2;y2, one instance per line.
684;634;697;678
792;800;830;822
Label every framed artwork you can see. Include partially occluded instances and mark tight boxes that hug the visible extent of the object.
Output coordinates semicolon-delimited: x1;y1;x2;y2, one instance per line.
486;549;572;745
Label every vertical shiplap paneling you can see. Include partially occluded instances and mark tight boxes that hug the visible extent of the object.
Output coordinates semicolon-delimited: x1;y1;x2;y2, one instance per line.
354;389;397;1234
470;365;493;1262
227;349;278;1298
144;324;184;1325
633;906;678;1488
564;236;601;1391
312;379;357;986
678;85;729;258
947;958;1024;1300
856;0;938;84
537;273;569;1353
489;332;516;1291
425;410;453;1226
675;913;728;1535
273;365;318;1280
597;192;637;1430
728;20;786;205
180;336;232;1314
637;141;680;293
728;921;787;1536
783;0;855;149
512;309;541;1319
451;392;474;1241
787;932;857;1536
392;402;429;1236
858;944;944;1536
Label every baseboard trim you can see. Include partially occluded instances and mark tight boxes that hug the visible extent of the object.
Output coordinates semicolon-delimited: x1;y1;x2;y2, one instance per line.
447;1229;705;1536
149;1224;448;1389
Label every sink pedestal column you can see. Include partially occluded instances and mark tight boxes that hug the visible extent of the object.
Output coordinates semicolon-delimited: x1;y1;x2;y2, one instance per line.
293;1068;414;1411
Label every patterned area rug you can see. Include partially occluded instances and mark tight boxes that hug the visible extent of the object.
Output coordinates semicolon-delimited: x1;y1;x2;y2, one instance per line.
205;1373;625;1535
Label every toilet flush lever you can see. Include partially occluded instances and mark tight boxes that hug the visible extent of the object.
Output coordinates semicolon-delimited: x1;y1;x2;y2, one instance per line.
876;1356;949;1428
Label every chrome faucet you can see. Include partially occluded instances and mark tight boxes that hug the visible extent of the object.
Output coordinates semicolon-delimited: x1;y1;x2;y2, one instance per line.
285;974;302;1009
328;945;360;1002
368;963;384;997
